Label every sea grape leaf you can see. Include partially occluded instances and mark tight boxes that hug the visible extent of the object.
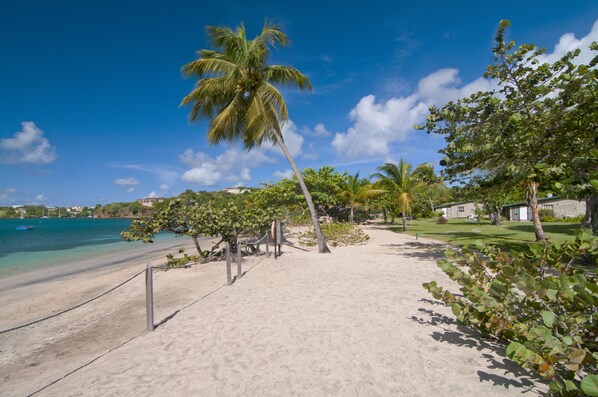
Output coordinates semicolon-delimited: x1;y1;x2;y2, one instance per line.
541;311;555;328
581;374;598;397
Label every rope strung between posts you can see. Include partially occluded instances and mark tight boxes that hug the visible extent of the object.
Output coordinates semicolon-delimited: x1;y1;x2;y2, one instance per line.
0;268;147;335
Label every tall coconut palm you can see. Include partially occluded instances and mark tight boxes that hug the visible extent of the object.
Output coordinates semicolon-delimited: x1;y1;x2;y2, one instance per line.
372;159;428;231
337;172;385;223
180;21;330;253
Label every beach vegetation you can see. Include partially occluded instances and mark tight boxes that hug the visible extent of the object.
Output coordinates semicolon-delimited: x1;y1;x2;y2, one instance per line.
180;21;330;253
424;231;598;395
336;172;385;223
372;159;435;231
121;197;278;262
298;223;370;247
418;20;598;239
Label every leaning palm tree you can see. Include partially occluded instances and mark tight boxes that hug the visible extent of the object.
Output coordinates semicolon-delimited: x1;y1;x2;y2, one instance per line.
180;21;330;253
372;159;428;231
337;172;385;223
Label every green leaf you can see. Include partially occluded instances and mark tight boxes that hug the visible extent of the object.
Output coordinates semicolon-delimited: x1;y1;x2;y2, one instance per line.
541;311;555;328
581;375;598;396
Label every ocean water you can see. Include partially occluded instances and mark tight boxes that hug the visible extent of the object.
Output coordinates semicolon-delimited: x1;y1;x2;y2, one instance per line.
0;218;173;278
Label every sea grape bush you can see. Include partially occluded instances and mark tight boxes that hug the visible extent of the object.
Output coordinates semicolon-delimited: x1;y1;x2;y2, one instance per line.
423;231;598;396
121;198;278;261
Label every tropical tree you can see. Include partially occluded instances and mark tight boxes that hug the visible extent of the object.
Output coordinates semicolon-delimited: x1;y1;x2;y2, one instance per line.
180;21;330;253
419;20;597;240
336;172;385;223
372;159;429;231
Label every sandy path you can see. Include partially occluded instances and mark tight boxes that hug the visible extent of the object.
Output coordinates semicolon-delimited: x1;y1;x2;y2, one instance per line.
0;227;546;396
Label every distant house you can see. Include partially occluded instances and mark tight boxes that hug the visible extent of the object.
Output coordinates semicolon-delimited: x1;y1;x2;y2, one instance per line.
66;206;84;214
433;201;478;219
221;187;250;194
137;197;164;207
503;196;585;221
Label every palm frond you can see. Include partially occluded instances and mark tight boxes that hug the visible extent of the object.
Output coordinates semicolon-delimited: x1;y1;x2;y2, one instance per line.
207;92;247;144
181;56;236;78
263;65;312;91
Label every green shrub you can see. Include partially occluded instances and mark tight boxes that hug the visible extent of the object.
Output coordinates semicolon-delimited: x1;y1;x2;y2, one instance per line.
298;222;369;247
539;207;556;220
436;216;448;224
423;231;598;396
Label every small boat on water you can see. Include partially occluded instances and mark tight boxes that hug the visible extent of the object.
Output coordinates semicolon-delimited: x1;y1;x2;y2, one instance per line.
16;225;34;231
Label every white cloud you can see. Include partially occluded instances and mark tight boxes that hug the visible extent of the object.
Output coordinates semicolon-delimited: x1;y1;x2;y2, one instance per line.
332;94;428;159
182;163;221;185
36;194;47;202
0;122;56;164
114;177;139;192
536;20;598;66
273;170;293;179
180;148;272;186
159;184;169;191
416;69;497;106
332;20;598;161
147;191;160;198
109;163;179;184
114;177;140;186
302;123;331;137
0;188;18;203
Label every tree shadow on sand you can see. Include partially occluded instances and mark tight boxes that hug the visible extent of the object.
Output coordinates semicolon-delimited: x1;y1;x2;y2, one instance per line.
411;300;547;394
381;242;447;261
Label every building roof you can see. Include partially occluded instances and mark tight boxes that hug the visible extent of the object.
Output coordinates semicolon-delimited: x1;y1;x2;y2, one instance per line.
433;201;474;209
502;196;568;208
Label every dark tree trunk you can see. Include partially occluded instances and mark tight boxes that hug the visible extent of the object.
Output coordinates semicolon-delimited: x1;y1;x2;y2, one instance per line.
349;205;354;224
383;208;387;224
401;209;407;232
582;193;598;234
527;181;545;241
191;236;203;255
489;210;501;226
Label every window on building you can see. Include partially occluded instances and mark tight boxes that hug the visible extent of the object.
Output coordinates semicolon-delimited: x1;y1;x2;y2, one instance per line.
458;206;465;212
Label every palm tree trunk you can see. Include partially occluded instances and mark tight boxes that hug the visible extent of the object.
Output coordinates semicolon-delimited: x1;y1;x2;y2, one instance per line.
402;209;407;231
350;204;354;223
272;131;330;253
526;181;545;241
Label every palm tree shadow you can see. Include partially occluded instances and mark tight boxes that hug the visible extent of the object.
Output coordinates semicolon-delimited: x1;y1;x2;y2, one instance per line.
412;299;546;394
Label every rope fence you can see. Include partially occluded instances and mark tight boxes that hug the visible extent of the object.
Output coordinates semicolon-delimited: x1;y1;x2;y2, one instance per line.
3;226;284;396
0;267;146;335
1;224;284;335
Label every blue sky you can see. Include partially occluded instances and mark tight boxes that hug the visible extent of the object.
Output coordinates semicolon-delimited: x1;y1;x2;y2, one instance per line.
1;1;597;207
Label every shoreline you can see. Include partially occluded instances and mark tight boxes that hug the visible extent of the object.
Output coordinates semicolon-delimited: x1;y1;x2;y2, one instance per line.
0;236;199;293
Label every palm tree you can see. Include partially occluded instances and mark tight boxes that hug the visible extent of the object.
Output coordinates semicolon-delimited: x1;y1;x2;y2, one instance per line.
411;163;451;212
337;172;385;223
372;159;428;231
180;21;330;253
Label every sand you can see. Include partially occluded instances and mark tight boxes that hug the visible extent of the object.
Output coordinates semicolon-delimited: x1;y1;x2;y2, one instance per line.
0;226;547;396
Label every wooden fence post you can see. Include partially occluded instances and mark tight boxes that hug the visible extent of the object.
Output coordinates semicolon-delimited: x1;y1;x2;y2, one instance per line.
265;232;270;256
145;264;154;331
236;236;242;278
226;241;232;285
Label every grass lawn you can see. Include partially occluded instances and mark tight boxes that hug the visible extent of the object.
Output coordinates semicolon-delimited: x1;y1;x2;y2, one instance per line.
388;219;583;250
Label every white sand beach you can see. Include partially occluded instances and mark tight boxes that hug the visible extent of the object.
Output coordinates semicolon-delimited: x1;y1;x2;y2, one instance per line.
0;226;547;396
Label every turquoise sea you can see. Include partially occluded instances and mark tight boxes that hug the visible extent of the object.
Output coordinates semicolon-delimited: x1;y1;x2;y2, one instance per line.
0;218;173;278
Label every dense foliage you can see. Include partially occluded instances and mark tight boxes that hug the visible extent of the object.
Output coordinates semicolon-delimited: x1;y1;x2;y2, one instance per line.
298;223;370;247
418;20;598;239
121;196;278;261
424;232;598;395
